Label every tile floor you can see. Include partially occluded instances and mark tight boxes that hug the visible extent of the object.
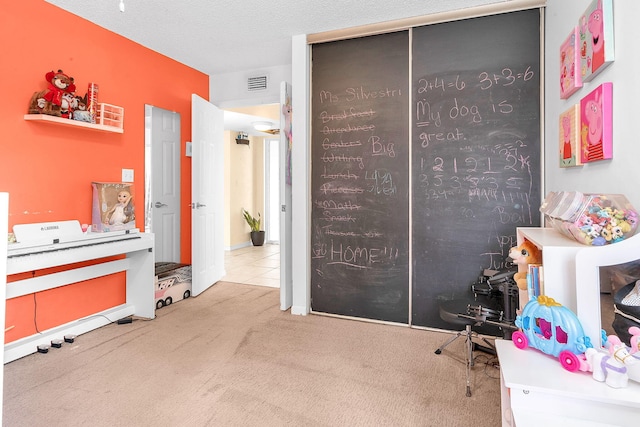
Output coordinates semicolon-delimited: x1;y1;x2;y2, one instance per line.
222;243;281;288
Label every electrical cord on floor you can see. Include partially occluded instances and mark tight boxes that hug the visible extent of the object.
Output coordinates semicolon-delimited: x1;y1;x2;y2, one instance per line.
473;353;501;380
77;313;129;324
33;292;42;334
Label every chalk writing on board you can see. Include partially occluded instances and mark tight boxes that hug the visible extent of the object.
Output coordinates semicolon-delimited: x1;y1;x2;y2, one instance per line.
413;63;538;230
411;9;541;330
311;31;410;323
319;87;404;104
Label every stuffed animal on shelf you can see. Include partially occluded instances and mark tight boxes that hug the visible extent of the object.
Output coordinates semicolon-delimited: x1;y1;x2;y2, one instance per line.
509;240;542;290
72;94;92;122
27;69;77;118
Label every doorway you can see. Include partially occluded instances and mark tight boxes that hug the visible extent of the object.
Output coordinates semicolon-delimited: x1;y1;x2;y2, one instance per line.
220;135;281;288
218;105;284;290
144;105;181;263
145;100;225;296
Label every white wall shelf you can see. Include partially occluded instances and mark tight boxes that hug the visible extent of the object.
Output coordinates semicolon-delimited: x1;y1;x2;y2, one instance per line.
24;113;124;134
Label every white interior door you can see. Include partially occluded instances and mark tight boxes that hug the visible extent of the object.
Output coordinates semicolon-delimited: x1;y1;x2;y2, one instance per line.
147;105;181;263
280;82;293;310
191;94;224;296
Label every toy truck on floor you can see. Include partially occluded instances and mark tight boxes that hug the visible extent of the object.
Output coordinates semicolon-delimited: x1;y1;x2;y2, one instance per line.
155;263;192;309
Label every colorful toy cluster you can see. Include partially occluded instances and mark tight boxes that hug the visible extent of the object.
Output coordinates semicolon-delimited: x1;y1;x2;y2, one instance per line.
572;196;638;246
514;296;640;389
541;192;638;246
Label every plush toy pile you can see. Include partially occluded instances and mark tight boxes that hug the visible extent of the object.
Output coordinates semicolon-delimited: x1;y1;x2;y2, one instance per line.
27;69;93;123
572;196;638;245
541;191;638;246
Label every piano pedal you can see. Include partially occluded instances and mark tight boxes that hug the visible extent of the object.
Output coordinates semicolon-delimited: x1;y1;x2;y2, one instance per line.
117;317;133;325
50;339;63;348
37;344;50;354
64;335;76;343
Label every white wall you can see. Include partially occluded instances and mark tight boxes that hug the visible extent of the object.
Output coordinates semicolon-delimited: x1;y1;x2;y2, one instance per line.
210;64;292;108
545;0;640;208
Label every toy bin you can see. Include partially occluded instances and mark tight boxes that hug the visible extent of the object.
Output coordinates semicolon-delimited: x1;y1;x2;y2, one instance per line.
540;191;638;246
91;182;136;232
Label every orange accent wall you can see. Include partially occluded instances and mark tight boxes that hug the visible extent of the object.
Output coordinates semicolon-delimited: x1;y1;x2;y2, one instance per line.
3;1;209;342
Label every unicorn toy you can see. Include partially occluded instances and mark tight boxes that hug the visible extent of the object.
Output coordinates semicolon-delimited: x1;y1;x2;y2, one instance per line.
604;332;640;384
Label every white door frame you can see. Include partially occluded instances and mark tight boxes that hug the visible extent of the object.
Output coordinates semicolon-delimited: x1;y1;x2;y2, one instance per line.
291;35;311;315
280;81;293;310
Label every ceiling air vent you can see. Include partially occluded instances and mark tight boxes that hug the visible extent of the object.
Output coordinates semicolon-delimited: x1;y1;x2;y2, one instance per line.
247;75;268;92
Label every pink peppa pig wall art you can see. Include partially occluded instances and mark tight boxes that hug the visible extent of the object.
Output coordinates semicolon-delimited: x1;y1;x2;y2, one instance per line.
559;26;581;99
580;82;612;164
579;0;614;82
559;104;582;168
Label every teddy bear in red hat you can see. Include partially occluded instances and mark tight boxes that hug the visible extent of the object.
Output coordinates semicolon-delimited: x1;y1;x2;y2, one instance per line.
28;69;77;118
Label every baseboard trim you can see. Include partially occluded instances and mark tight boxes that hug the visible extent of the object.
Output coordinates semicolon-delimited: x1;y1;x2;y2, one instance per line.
226;241;252;252
291;305;309;316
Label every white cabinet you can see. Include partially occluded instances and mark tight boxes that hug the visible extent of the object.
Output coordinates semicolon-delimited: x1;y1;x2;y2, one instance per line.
497;339;640;427
517;226;640;348
516;227;586;313
500;227;640;426
575;230;640;348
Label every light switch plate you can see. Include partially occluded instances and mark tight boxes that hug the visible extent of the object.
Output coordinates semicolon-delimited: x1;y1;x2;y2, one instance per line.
122;168;134;182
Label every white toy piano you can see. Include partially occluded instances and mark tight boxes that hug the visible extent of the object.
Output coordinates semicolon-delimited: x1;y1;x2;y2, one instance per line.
5;220;154;363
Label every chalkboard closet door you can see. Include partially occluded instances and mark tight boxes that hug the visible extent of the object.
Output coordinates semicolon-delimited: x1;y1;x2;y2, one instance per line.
411;9;541;329
310;31;411;323
310;9;541;328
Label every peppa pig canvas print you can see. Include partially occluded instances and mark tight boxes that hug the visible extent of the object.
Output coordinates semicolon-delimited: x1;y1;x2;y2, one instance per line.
560;26;581;99
580;82;612;163
578;0;614;82
559;104;582;168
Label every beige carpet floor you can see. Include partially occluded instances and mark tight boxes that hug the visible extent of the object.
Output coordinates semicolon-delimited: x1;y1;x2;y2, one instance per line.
3;282;502;427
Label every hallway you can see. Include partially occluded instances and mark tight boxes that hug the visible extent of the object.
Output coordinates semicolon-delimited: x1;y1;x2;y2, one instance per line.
222;244;280;288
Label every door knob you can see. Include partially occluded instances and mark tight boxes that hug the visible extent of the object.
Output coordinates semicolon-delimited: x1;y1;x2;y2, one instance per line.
154;202;168;208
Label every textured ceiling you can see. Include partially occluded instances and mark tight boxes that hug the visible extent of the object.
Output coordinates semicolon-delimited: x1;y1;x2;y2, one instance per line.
44;0;508;76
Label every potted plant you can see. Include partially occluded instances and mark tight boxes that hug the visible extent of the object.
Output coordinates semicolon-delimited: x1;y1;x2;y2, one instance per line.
242;208;265;246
